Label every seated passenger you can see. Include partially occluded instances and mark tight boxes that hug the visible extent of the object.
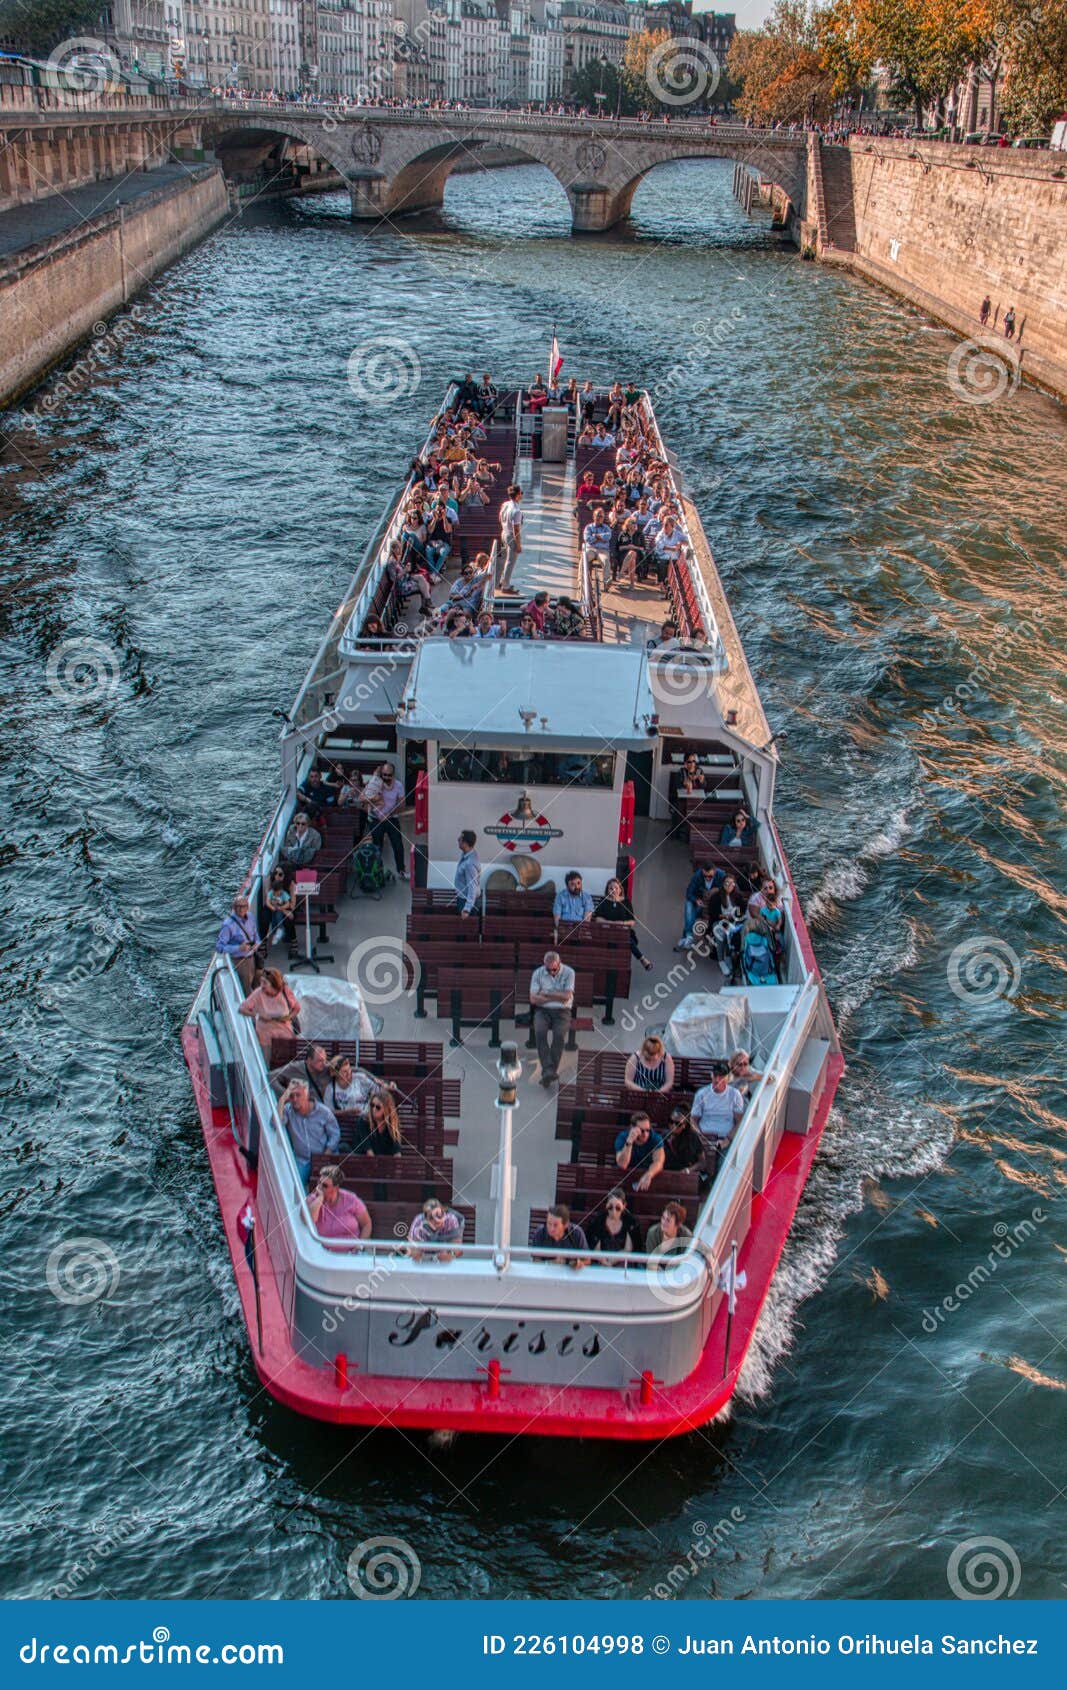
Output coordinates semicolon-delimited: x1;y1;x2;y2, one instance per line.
527;373;548;410
298;767;335;816
550;596;584;639
264;866;298;952
729;1048;764;1100
523;590;550;633
507;612;542;641
614;1111;666;1193
706;873;744;964
645;1201;693;1259
215;893;261;993
624;1035;675;1093
652;620;681;651
271;1043;332;1103
748;876;784;928
325;1054;378;1115
653;514;686;584
593;874;652;970
357;1087;405;1157
690;1063;744;1151
530;950;575;1087
239;967;301;1058
582;506;612;568
474;610;502;638
441;554;491;619
576;471;601;500
408;1197;464;1262
362;616;385;640
662;1107;707;1175
530;1203;589;1267
388;548;433;613
281;811;321;869
446;611;475;638
612;514;646;586
309;1165;372;1240
584;1190;644;1258
720;807;757;849
280;1079;340;1185
553;871;595;925
675;863;725;950
674;753;707;797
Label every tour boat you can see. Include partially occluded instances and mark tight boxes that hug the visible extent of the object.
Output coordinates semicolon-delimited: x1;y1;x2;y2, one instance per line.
181;378;843;1439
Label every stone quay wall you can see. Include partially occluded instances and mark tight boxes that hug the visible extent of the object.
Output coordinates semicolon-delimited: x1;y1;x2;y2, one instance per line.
0;166;230;408
821;139;1067;403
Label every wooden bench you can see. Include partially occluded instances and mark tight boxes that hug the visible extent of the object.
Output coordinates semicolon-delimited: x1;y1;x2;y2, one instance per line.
309;1152;455;1205
437;966;517;1047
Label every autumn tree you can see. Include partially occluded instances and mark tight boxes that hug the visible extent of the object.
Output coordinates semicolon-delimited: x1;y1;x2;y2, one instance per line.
726;2;838;123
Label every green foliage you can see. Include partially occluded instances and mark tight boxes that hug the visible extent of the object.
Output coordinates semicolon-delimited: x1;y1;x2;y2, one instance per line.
0;0;105;59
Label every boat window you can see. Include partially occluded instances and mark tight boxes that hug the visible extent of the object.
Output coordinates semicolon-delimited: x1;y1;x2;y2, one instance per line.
435;747;616;788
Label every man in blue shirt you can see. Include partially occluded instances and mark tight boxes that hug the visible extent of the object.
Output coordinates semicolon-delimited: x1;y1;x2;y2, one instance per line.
675;864;725;951
553;872;595;925
280;1079;340;1186
216;893;260;992
454;830;481;918
582;506;613;569
614;1111;666;1193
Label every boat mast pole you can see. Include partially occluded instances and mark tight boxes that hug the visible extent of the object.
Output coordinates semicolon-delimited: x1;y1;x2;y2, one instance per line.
492;1042;522;1272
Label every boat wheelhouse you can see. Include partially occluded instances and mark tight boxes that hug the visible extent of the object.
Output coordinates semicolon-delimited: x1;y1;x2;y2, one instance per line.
182;379;843;1438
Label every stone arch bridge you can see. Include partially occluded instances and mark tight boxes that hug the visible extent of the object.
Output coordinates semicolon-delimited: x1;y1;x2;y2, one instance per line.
193;108;808;234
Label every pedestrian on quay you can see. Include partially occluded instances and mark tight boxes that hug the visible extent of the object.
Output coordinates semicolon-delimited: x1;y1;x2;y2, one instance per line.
979;295;991;327
1003;306;1016;341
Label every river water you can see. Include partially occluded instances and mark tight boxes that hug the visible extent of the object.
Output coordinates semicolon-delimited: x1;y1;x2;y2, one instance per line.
1;160;1064;1602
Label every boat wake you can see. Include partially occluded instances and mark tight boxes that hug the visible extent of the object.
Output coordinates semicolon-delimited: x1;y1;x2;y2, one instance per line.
736;1085;953;1406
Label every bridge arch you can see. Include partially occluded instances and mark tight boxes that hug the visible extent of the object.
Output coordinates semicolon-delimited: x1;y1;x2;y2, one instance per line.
605;147;804;231
200;118;353;192
344;126;610;230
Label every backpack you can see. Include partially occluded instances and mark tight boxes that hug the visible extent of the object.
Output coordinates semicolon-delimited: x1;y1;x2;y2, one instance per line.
742;930;778;987
351;838;387;898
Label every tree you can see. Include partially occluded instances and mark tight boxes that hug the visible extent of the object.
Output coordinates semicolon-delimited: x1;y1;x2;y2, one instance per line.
726;2;837;123
997;0;1067;133
820;0;993;127
0;0;104;58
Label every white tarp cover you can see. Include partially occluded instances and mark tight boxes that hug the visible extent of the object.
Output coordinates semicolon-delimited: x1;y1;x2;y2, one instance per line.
282;974;374;1042
665;992;751;1059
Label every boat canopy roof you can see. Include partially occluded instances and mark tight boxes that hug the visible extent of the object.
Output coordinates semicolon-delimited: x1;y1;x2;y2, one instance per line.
397;638;659;751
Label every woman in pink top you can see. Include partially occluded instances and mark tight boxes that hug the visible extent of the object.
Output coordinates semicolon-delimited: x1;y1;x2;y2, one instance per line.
239;968;300;1057
309;1167;372;1239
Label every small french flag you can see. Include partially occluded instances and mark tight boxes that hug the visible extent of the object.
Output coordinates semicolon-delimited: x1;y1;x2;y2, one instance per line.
549;332;563;385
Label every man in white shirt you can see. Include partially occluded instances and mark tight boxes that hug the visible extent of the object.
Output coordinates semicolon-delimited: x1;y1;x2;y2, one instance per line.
368;762;408;879
690;1065;745;1151
498;483;524;588
529;950;575;1086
